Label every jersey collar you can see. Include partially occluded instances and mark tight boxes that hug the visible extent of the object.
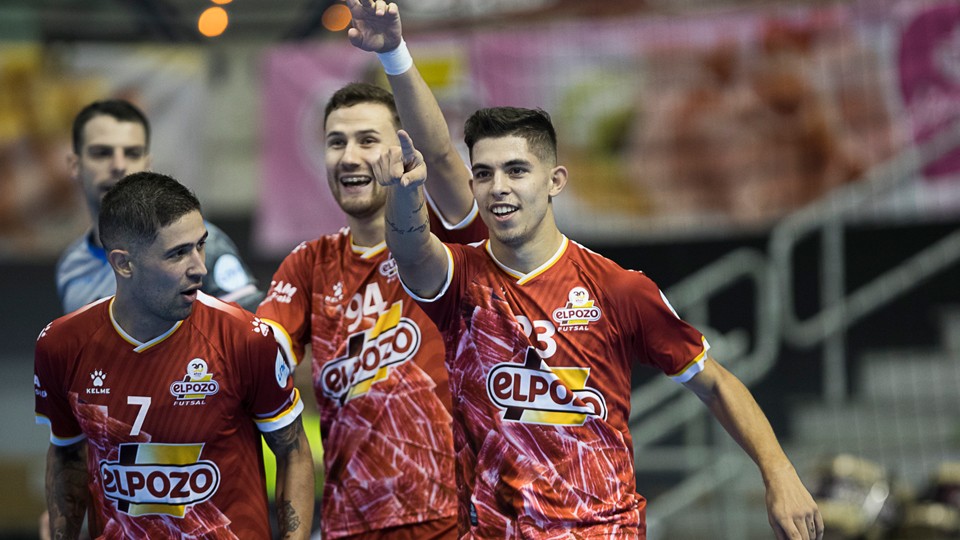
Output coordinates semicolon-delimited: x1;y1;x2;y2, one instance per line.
109;298;183;353
485;236;569;285
351;239;387;259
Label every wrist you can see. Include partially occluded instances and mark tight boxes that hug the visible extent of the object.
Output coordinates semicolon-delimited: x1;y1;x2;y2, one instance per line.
377;39;413;76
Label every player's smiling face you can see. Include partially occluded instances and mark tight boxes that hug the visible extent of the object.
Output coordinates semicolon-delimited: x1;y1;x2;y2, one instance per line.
129;210;208;327
470;135;566;249
324;103;399;220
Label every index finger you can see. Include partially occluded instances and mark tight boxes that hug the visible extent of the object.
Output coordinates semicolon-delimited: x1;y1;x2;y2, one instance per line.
397;129;417;164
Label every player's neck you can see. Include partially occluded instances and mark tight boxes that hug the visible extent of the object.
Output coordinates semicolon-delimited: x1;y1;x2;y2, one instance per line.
346;214;386;248
111;294;182;343
490;222;564;275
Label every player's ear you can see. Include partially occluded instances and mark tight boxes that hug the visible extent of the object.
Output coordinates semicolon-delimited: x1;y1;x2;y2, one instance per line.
107;249;134;279
67;152;80;182
548;165;568;197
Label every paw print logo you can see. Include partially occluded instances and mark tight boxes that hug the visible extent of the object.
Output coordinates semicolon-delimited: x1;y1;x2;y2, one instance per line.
37;322;52;341
91;370;106;387
251;317;270;337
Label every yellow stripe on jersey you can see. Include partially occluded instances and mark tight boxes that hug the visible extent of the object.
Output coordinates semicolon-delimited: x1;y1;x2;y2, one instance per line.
668;336;711;384
352;239;388;259
255;388;304;432
371;302;402;338
109;299;184;351
485;237;570;285
260;317;299;368
519;410;590;426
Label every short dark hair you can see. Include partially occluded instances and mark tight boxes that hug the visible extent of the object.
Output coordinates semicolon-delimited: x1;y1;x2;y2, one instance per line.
99;172;200;251
464;107;558;165
72;99;151;155
323;82;400;130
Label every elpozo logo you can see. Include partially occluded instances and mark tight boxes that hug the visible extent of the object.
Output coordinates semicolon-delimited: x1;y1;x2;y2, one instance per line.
320;300;421;405
552;286;602;331
99;442;220;517
486;348;607;426
170;358;219;405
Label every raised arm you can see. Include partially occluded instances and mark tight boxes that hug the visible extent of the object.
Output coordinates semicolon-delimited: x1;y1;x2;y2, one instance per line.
683;358;823;540
45;441;88;540
375;130;449;298
346;0;475;223
262;417;314;540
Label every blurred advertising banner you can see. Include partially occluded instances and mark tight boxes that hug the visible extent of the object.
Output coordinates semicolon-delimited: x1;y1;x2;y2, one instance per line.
0;45;205;260
257;1;958;251
898;2;960;182
257;44;369;256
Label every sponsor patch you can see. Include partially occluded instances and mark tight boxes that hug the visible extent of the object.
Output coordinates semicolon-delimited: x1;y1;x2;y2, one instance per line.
552;286;602;331
34;374;47;398
379;258;398;280
266;280;298;305
87;369;111;395
170;358;219;404
320;301;421;405
99;442;220;518
486;348;608;426
275;350;290;388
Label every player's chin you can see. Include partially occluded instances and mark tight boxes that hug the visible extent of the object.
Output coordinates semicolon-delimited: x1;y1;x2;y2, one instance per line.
169;299;196;320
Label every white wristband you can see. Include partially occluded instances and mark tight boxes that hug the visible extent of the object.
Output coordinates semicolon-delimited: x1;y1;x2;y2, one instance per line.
377;39;413;76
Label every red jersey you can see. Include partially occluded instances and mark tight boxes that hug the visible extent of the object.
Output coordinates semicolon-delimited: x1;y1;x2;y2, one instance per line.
410;237;709;539
34;293;303;540
257;211;486;538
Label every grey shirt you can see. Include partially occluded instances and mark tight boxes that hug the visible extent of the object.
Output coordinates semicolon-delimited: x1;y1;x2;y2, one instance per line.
56;221;264;313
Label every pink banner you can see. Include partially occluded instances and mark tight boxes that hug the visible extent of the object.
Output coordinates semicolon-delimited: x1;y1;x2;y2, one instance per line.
898;2;960;181
256;2;957;249
256;43;367;256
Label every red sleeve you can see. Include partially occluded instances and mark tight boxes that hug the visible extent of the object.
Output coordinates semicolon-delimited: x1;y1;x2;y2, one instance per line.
429;207;488;245
242;319;303;433
256;241;315;360
618;271;707;377
411;242;470;333
34;321;84;445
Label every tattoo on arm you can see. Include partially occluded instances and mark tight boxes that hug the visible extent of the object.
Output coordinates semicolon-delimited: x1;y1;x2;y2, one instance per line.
262;418;304;457
46;443;88;540
385;217;429;235
277;499;302;536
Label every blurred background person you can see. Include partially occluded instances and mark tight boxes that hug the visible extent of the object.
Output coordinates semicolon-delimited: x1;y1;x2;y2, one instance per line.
57;99;264;314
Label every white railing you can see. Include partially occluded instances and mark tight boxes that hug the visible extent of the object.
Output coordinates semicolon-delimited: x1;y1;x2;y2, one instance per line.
634;119;960;535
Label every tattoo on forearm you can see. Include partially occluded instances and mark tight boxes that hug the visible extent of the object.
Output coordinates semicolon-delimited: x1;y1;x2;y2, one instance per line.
277;499;302;537
47;444;88;540
263;418;303;456
387;218;404;235
386;217;429;235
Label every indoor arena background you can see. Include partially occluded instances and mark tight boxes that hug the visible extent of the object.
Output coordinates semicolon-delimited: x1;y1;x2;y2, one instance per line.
1;0;959;538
